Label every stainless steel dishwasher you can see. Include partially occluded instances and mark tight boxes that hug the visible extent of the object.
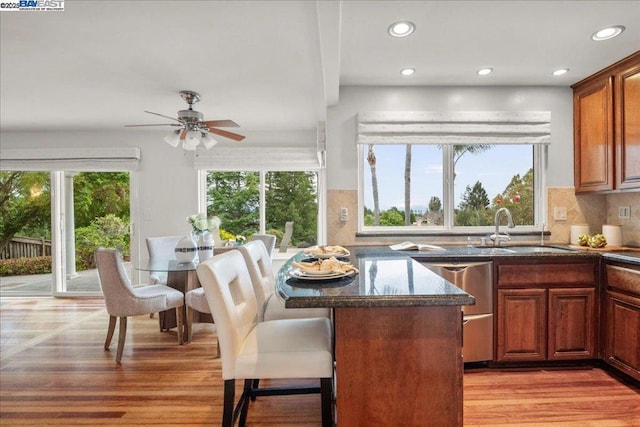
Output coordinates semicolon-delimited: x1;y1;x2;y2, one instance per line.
422;261;493;363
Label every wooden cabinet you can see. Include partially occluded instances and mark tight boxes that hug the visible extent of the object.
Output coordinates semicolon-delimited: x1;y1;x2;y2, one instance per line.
496;259;598;362
548;287;597;360
573;51;640;193
615;59;640;189
603;262;640;381
497;288;547;361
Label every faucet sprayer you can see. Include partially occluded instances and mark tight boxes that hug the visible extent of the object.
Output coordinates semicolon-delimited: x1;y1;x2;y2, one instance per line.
491;207;515;246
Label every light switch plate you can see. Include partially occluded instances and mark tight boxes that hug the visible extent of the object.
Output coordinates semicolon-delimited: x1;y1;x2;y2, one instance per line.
340;207;348;221
618;206;631;219
553;207;567;221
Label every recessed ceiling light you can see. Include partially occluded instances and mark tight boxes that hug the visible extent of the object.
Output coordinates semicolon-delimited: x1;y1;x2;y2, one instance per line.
592;25;625;41
401;68;415;76
477;68;493;76
388;21;415;37
553;68;569;76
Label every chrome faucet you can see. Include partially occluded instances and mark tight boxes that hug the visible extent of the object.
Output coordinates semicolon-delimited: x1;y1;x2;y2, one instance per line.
491;207;515;246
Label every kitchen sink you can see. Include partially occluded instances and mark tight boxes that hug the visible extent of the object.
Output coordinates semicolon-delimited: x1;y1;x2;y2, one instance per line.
499;246;575;254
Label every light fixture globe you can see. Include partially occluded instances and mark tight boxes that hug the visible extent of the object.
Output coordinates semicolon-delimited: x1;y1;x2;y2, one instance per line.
164;130;181;147
183;130;200;151
201;133;219;149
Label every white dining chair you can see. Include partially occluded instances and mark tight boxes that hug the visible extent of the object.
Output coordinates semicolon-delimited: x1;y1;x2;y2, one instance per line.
95;248;184;364
250;233;276;257
196;250;333;426
145;235;183;285
238;240;330;322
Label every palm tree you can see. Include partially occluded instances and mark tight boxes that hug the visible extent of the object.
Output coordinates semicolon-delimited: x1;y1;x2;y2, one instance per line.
367;145;380;225
404;144;412;225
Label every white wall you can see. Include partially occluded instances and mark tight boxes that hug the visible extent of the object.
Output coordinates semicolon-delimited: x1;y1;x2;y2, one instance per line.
1;85;575;250
0;129;315;263
325;86;574;189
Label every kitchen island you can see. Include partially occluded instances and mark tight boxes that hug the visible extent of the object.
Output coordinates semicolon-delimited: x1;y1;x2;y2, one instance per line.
277;246;475;426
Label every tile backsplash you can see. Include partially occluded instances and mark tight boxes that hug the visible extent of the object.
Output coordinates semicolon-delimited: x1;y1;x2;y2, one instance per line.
328;188;639;247
541;187;638;246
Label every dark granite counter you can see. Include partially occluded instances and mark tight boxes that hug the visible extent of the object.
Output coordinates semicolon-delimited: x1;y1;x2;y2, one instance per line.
601;251;640;265
277;246;475;308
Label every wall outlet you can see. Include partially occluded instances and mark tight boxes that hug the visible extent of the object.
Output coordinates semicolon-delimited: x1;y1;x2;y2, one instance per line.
340;207;348;221
618;206;631;219
553;206;567;221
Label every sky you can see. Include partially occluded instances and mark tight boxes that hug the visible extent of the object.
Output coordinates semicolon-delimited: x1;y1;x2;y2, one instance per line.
363;145;533;212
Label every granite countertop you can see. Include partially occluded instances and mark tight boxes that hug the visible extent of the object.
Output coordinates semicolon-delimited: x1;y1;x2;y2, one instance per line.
277;246;476;309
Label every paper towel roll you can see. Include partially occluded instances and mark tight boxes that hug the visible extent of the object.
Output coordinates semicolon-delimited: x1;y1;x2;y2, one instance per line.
602;225;622;246
570;224;590;244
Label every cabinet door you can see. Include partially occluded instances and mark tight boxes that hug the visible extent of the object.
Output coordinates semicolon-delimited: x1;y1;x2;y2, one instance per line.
497;289;547;362
548;287;596;360
573;76;614;192
605;291;640;381
615;61;640;189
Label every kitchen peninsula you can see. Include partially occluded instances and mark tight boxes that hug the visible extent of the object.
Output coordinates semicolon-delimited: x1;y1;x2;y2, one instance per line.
277;246;475;426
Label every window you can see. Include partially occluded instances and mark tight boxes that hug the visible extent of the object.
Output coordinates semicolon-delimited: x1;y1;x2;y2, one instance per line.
357;111;549;233
205;171;319;246
361;144;542;232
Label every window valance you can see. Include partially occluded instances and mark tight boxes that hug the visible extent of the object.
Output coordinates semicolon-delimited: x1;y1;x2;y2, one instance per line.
356;111;551;145
194;147;322;171
0;148;141;171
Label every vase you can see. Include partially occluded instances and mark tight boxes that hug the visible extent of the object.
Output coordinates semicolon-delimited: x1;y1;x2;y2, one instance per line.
197;232;214;262
175;235;198;263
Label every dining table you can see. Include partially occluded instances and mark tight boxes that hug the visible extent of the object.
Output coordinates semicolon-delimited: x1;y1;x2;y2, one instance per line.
135;245;238;339
276;246;475;426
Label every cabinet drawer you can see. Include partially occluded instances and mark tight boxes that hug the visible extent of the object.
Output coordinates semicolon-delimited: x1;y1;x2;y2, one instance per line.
606;264;640;296
498;263;596;287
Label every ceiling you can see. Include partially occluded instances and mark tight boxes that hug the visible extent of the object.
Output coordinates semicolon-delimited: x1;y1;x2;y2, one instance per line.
1;0;639;135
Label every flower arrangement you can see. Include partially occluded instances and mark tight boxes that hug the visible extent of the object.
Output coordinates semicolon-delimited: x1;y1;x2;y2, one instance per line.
187;213;221;235
235;235;247;244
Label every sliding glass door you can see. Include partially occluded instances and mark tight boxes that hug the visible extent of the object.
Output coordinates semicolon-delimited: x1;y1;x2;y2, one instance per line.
0;170;131;297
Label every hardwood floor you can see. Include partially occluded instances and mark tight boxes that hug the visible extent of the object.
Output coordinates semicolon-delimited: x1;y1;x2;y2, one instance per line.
1;297;638;426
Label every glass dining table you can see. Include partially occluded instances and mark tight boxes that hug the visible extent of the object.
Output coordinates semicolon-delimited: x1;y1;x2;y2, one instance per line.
135;258;213;342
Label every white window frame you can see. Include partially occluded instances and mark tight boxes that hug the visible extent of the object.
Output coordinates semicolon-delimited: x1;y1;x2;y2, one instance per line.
356;111;550;235
198;168;326;244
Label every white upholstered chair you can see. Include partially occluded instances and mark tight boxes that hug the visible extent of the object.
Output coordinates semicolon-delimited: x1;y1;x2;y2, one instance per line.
196;250;333;427
145;235;183;285
95;248;184;364
238;240;330;322
250;233;276;257
278;221;294;253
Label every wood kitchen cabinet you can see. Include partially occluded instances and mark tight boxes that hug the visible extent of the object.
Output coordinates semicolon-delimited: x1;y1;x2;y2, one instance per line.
603;262;640;381
573;51;640;193
496;259;598;362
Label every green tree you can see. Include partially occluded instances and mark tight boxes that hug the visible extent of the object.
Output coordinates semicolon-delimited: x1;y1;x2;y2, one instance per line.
0;171;51;252
428;196;442;212
379;207;404;226
207;172;260;236
265;172;318;246
367;145;380;225
75;214;130;269
491;168;534;225
73;172;130;228
456;181;491;226
404;145;412;225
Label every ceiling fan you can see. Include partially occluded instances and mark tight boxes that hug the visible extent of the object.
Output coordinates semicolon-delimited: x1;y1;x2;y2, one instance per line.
125;90;245;150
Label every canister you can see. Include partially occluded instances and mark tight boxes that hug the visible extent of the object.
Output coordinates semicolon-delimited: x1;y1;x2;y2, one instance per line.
570;224;590;244
602;225;622;246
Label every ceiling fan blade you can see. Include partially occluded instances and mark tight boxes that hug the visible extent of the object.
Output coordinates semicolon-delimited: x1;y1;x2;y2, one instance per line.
207;127;246;142
144;110;182;123
179;129;187;140
124;123;181;127
201;120;239;128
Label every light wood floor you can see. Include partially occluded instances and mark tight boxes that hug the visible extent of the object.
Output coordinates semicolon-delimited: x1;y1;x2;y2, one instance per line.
1;297;638;426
